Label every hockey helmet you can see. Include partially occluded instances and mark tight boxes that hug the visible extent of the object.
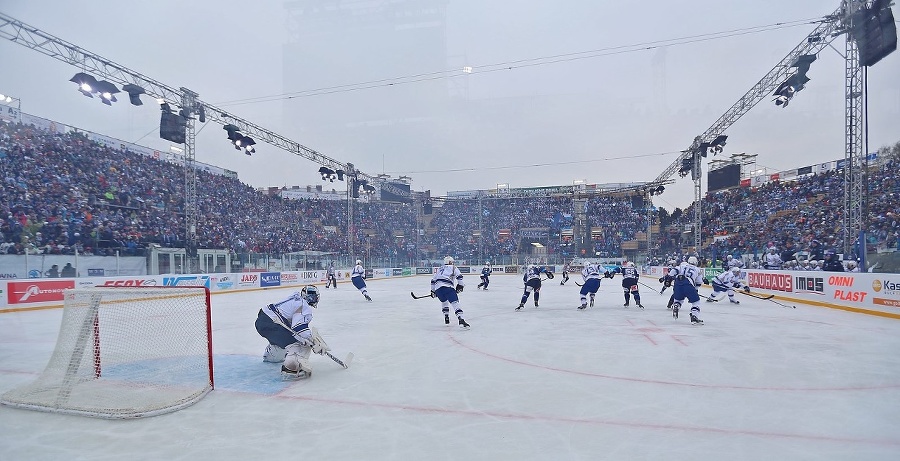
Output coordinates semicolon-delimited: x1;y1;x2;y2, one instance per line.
730;266;741;274
444;256;455;265
301;285;320;307
687;256;698;265
626;261;635;268
356;259;362;265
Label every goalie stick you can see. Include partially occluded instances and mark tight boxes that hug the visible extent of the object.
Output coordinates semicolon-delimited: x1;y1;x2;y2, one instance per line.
323;350;353;369
269;313;353;370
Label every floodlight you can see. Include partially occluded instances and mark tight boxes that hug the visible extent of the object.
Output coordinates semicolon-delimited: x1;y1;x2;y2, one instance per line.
69;72;98;98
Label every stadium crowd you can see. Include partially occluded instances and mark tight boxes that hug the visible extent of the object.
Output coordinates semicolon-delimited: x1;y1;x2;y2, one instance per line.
1;119;897;270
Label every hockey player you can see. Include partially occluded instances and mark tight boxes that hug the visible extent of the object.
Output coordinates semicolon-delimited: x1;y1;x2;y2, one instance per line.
619;261;643;308
477;262;492;290
659;260;678;309
516;264;553;310
351;259;372;301
763;247;783;270
325;263;337;289
669;256;707;325
431;256;470;329
560;263;570;285
822;250;845;272
707;266;749;304
725;254;744;270
577;261;603;309
255;286;326;379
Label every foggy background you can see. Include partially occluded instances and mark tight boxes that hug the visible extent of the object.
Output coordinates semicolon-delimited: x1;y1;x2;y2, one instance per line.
1;0;898;210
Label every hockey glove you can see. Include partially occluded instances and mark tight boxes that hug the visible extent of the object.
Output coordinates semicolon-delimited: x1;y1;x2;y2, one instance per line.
430;290;436;298
545;272;554;279
658;277;665;283
743;286;751;293
456;285;464;293
702;278;710;285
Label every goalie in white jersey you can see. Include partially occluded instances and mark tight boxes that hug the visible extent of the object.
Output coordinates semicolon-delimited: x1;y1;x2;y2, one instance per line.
255;286;331;379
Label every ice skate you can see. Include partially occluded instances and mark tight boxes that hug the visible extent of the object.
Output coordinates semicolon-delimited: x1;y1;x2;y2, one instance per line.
515;303;525;311
444;314;450;325
578;303;587;310
690;313;704;325
672;303;680;319
458;318;470;329
364;294;372;302
730;299;740;304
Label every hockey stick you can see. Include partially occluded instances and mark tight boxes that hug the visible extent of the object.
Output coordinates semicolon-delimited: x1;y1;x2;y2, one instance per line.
637;281;659;292
324;350;354;369
765;297;796;309
410;291;434;299
737;290;794;308
736;290;775;301
268;311;353;369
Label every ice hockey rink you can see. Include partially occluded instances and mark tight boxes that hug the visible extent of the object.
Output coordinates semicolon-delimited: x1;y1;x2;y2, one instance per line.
2;273;899;461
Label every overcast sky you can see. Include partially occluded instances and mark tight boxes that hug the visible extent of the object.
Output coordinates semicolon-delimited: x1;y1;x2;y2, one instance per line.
1;0;898;210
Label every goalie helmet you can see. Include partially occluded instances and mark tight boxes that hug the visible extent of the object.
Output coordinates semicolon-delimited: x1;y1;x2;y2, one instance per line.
444;256;454;265
687;256;698;266
301;285;320;307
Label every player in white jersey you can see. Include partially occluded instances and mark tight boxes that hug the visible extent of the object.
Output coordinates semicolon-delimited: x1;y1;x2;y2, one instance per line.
577;262;603;310
726;254;744;269
668;256;707;325
325;263;338;288
763;247;783;270
351;259;372;301
255;286;326;379
516;264;553;310
707;266;749;304
431;256;469;328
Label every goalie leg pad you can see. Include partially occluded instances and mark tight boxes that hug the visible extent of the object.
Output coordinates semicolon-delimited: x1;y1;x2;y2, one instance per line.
263;344;287;363
284;342;312;375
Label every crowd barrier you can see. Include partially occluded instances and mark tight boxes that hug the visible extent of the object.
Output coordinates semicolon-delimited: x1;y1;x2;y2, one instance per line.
643;266;900;319
0;265;521;312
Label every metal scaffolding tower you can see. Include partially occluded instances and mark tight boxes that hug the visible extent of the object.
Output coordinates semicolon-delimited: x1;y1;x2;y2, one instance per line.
0;12;410;265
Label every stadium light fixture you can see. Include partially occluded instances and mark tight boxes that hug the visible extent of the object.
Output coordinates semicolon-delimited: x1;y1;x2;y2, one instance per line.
233;135;256;155
93;80;120;105
69;72;98;98
711;135;728;154
319;166;336;181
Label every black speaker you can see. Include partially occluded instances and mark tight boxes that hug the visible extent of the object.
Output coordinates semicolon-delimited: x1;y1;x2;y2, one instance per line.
423;203;433;215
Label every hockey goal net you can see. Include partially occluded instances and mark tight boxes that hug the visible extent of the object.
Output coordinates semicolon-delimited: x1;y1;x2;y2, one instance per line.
1;286;213;418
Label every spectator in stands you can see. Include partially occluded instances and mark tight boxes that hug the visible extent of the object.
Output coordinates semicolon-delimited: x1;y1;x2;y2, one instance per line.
60;262;76;277
45;264;59;278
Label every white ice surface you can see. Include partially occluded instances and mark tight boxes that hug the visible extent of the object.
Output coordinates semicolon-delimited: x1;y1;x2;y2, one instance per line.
2;274;899;461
